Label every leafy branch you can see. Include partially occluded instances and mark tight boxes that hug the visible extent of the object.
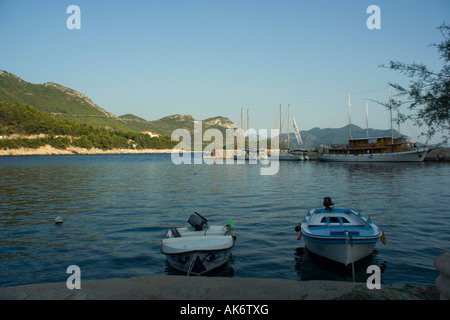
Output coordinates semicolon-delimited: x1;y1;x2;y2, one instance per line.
379;23;450;144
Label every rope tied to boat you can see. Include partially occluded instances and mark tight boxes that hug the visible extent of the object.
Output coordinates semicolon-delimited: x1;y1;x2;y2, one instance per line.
346;232;356;283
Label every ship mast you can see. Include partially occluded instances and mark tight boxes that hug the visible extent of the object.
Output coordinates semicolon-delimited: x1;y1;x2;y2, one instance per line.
389;87;394;145
348;93;352;139
279;104;282;142
287;104;290;149
366;101;369;139
397;99;401;137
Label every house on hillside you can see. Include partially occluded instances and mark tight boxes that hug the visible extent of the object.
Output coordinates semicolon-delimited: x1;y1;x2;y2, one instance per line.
140;131;161;138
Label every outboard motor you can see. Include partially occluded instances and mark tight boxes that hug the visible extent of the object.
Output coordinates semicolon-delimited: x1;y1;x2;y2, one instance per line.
323;197;334;210
188;212;208;231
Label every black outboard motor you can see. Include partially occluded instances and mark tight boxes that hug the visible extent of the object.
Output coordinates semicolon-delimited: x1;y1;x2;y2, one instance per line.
323;197;334;210
188;212;208;231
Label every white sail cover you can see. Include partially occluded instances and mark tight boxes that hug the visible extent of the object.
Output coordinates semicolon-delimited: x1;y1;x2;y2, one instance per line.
292;117;303;145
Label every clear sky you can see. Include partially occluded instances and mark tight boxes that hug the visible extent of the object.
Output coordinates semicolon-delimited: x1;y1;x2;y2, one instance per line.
0;0;449;143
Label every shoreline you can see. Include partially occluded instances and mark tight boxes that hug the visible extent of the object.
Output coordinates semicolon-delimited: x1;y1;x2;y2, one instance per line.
1;145;449;161
0;145;178;156
0;275;439;300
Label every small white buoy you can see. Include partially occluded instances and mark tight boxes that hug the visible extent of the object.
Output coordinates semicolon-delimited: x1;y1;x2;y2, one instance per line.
55;216;63;224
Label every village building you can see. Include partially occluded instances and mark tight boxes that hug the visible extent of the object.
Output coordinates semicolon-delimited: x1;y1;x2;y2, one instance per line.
140;131;161;138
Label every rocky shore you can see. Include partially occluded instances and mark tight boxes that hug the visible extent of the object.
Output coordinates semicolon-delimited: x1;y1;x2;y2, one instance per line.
425;147;450;161
0;275;439;300
0;145;177;156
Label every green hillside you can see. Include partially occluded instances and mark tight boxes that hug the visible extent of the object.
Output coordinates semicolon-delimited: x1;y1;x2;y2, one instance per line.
119;114;158;132
0;70;404;150
0;71;133;132
0;70;237;135
0;101;177;151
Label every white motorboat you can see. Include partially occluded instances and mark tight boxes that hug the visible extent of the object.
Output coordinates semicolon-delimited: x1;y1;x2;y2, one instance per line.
276;105;308;161
161;212;236;275
278;150;303;161
295;198;385;266
233;148;268;162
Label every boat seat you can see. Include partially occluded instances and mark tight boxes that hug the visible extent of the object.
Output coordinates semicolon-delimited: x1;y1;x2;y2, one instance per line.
330;231;360;236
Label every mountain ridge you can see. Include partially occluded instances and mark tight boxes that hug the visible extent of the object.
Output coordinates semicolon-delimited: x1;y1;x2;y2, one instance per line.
0;70;408;147
0;70;236;136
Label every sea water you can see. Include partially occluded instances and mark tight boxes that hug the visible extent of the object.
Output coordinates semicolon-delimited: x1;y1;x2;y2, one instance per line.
0;154;449;287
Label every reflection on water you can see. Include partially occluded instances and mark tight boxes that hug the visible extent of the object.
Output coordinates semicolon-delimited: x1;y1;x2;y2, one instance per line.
294;247;387;283
1;154;449;287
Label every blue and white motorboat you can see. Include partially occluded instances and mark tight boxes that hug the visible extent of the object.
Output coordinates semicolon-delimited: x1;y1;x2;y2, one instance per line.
295;198;385;266
161;212;236;275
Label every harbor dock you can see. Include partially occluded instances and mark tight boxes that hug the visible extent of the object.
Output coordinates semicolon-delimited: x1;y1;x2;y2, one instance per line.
0;276;439;300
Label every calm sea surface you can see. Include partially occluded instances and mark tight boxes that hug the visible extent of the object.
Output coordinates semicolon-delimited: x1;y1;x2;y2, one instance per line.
0;154;449;288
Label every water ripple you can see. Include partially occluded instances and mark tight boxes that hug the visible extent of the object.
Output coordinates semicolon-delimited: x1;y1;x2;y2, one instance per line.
1;155;449;287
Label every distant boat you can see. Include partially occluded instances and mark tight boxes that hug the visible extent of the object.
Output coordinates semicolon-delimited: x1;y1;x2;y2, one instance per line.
161;212;236;276
295;198;385;266
317;136;428;162
292;117;309;160
278;149;303;161
317;93;427;162
233;148;268;161
278;105;308;161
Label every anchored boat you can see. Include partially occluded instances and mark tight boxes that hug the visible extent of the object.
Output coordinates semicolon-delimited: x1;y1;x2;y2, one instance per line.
316;136;428;162
317;93;427;162
161;212;236;275
295;198;385;266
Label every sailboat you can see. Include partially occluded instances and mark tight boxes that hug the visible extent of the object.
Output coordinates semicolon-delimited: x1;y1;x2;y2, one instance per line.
233;107;269;162
278;105;304;161
290;117;309;160
317;93;428;162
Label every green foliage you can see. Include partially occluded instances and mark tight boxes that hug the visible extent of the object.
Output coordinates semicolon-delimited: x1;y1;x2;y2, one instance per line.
381;23;450;143
0;71;237;138
0;101;177;151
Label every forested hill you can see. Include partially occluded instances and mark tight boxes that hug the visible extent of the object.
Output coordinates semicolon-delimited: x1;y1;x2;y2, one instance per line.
0;70;236;136
0;101;177;151
1;70;408;150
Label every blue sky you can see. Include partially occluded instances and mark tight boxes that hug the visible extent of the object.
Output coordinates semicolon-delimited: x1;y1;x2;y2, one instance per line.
0;0;449;143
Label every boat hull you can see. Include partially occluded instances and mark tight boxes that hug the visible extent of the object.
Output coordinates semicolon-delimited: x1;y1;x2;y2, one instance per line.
278;153;303;161
299;208;382;266
303;237;377;266
165;248;233;275
317;149;427;162
161;224;235;275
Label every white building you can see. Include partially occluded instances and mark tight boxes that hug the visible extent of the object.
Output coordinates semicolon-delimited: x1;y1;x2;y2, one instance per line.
140;131;161;138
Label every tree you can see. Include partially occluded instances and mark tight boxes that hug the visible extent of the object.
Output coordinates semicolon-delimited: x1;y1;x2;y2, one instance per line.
381;23;450;143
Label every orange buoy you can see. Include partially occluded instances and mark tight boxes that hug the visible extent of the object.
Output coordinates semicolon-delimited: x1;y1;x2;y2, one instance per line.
380;229;386;244
297;230;302;240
